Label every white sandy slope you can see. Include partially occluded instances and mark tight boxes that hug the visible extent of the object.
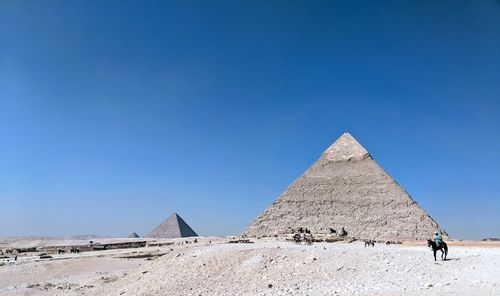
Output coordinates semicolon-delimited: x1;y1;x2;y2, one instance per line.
97;239;500;296
1;238;499;296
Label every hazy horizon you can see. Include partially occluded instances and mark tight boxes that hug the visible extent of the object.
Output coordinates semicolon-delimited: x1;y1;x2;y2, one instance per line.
1;1;499;240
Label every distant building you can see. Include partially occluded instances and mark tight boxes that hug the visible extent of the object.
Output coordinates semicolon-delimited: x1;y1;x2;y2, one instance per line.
146;213;198;238
128;232;140;238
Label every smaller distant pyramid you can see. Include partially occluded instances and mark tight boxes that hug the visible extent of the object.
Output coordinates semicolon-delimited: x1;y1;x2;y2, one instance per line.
146;213;198;238
128;232;140;238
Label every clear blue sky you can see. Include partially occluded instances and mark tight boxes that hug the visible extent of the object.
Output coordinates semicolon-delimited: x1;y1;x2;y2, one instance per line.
1;1;499;240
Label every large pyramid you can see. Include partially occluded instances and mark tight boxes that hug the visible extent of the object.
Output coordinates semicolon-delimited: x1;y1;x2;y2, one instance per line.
146;213;198;238
242;133;448;241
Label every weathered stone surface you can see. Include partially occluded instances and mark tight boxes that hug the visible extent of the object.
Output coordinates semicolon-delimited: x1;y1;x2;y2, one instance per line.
242;133;448;241
146;213;198;238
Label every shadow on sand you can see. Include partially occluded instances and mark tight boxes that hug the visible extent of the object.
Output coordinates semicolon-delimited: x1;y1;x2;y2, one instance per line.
443;257;460;261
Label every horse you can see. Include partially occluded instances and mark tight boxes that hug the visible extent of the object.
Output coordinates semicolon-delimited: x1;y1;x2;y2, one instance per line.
292;233;302;244
364;240;375;247
427;240;448;261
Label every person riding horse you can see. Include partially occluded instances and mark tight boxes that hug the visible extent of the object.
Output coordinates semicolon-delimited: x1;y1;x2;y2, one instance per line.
428;231;448;261
434;232;444;247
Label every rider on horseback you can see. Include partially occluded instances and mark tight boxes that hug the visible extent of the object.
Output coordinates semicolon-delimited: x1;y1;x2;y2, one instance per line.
429;232;448;261
434;232;444;247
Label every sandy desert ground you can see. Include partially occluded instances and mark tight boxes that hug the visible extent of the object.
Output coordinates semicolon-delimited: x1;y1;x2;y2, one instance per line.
1;237;499;296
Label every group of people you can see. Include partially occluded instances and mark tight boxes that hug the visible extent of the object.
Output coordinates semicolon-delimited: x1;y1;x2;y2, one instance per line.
292;227;444;246
292;232;313;245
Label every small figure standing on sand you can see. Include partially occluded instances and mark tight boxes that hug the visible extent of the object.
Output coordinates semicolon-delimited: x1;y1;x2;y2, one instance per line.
339;227;347;238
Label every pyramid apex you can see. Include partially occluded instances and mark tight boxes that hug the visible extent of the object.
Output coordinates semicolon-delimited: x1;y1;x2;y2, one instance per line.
339;132;356;141
322;132;371;162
